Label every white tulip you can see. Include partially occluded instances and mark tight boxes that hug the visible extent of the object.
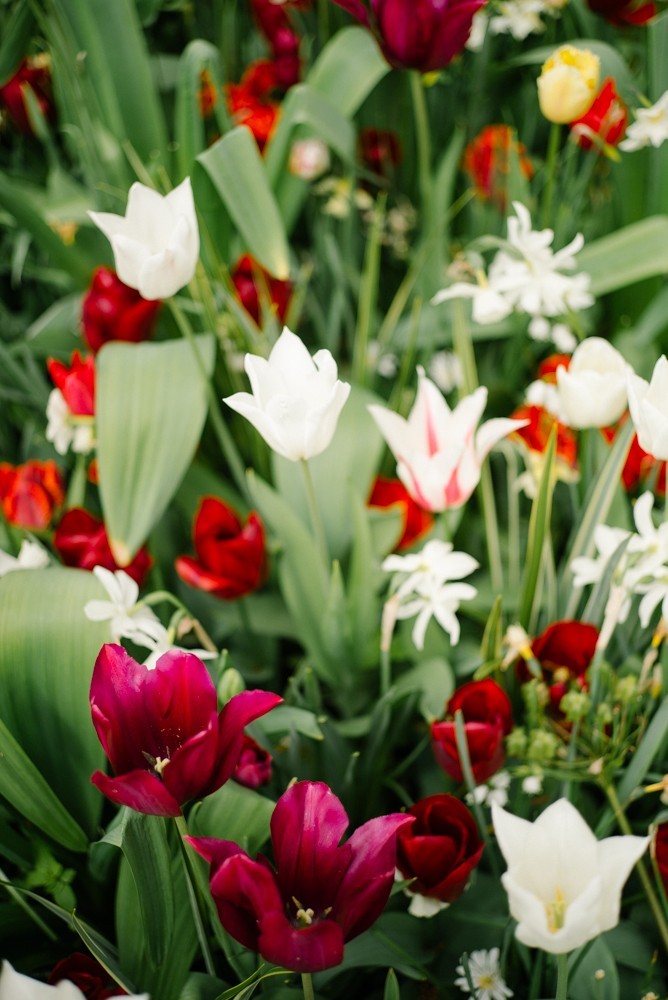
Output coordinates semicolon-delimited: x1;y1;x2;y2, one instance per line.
492;798;648;955
627;355;668;460
555;337;630;429
89;178;199;300
223;326;350;461
0;960;148;999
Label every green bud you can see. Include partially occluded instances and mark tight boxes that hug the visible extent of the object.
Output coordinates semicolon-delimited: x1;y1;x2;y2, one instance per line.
595;702;613;726
527;729;559;763
217;666;246;704
506;726;528;757
559;689;591;722
614;675;637;705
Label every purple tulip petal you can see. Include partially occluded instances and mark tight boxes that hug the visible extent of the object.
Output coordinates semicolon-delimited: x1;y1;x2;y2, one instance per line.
208;850;284;951
258;912;345;973
161;723;219;806
91;768;182;817
205;689;283;794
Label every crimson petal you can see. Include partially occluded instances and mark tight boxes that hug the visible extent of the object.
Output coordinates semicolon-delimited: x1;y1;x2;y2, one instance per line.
258;911;345;973
91;768;181;817
205;688;283;795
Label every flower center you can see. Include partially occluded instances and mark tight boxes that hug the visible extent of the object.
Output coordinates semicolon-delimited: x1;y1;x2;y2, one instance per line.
142;750;170;776
545;885;566;932
292;896;315;927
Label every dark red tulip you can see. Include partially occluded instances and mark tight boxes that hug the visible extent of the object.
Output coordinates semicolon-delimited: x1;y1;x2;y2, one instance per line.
396;794;483;903
359;128;402;180
176;496;266;600
225;61;280;151
233;733;273;789
431;678;513;784
586;0;656;25
331;0;486;73
82;267;161;353
0;459;64;530
47;351;95;417
90;643;282;817
368;476;434;550
48;953;126;998
187;781;413;972
525;619;599;712
54;508;152;587
570;78;628;152
602;419;667;498
0;55;55;135
231;254;293;326
655;823;668;894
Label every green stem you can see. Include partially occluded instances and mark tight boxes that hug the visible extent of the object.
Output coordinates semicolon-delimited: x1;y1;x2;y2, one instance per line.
454;710;499;878
555;951;569;1000
300;458;329;570
409;71;433;223
302;972;316;1000
541;122;561;228
173;814;216;976
65;451;88;510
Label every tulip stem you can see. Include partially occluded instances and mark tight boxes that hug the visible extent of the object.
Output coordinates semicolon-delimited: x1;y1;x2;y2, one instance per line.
602;781;668;956
541;122;561;229
555;952;569;1000
301;973;316;1000
453;710;500;879
174;814;216;977
409;71;433;222
301;458;329;571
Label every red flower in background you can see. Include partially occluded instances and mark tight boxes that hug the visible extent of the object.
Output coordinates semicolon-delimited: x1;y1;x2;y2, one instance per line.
586;0;656;25
47;351;95;417
176;496;266;600
250;0;309;90
511;403;579;474
48;953;126;998
0;55;55;135
359;128;403;181
54;508;152;587
82;267;161;353
570;78;628;152
396;794;484;905
603;419;666;497
523;619;599;713
231;254;293;326
368;476;434;551
225;60;280;150
187;780;413;972
431;678;513;784
463;124;534;211
537;353;571;382
655;823;668;894
233;733;273;789
90;643;282;817
0;459;64;530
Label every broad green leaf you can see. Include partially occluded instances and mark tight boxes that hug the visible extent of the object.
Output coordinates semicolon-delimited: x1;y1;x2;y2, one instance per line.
26;293;83;355
258;705;324;742
0;718;88;852
96;335;215;564
391;658;455;722
189;781;274;856
348;491;383;660
0;1;35;85
175;40;231;182
0;568;108;834
518;429;557;629
307;27;389;117
570;938;620;1000
100;809;174;968
195;128;290;279
578;217;668;297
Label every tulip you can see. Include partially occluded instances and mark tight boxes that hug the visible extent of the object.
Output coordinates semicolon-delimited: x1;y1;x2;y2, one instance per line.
233;733;273;789
224;326;350;461
368;476;434;551
231;254;293;326
187;780;413;972
369;369;525;512
88;178;199;301
432;678;513;784
47;352;95;417
492;798;648;953
627;356;668;460
555;337;630;429
0;459;64;530
48;952;128;998
537;45;600;124
331;0;486;74
358;128;402;180
654;823;668;894
175;496;266;600
90;643;282;816
54;508;152;587
0;960;145;999
602;420;667;497
225;61;280;151
463;124;534;212
396;794;484;915
0;56;55;136
570;77;628;152
519;619;598;713
586;0;656;25
82;267;161;353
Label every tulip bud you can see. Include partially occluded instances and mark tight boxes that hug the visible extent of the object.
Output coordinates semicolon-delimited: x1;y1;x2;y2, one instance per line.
218;667;246;704
537;45;600;124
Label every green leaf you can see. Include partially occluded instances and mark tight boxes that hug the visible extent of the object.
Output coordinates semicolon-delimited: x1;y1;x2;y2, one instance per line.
96;335;215;564
578;217;668;297
258;705;324;742
307;27;389;118
195;128;290;279
0;1;35;85
189;781;274;856
175;40;231;182
0;567;109;834
383;969;400;1000
570;938;620;1000
518;429;557;629
391;659;454;722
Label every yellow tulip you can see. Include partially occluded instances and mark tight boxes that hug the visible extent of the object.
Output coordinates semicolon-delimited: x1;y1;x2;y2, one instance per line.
537;45;600;124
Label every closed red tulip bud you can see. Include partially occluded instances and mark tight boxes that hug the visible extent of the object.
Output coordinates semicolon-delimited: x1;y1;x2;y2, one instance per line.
176;496;266;600
231;254;293;326
0;459;64;530
368;476;434;550
54;508;152;587
431;678;513;784
570;78;628;152
332;0;486;73
82;267;161;353
233;733;273;789
396;794;484;906
655;823;668;894
0;55;55;135
47;351;95;417
48;952;126;998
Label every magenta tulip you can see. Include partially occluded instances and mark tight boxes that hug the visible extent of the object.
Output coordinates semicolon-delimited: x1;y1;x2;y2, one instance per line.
331;0;485;73
90;644;282;817
187;781;414;972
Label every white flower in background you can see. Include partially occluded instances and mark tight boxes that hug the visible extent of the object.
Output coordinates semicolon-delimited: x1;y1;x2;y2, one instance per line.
142;624;218;670
0;960;148;999
46;390;94;456
383;539;479;598
454;948;513;999
466;8;489;50
627;355;668;460
432;278;512;326
84;567;164;647
224;326;350;461
522;774;543;795
0;539;49;576
525;379;568;423
570;523;632;592
89;178;199;300
492;798;648;954
489;0;547;39
468;771;512;808
527;317;576;352
555;337;630;429
428;350;463;394
288;138;330;181
619;91;668;151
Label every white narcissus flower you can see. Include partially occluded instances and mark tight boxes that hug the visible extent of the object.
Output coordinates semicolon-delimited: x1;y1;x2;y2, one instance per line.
369;368;526;512
224;326;351;461
492;798;648;954
88;178;199;300
46;389;95;456
627;356;668;460
0;539;49;576
555;337;630;429
84;566;164;647
619;91;668;152
0;960;148;999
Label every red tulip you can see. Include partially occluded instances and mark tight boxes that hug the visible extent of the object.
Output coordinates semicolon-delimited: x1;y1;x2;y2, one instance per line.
655;823;668;894
511;403;579;473
431;678;513;784
233;733;273;789
231;254;293;326
359;128;402;180
54;508;152;587
0;459;64;530
176;496;266;600
586;0;656;25
602;419;666;497
463;124;534;212
0;55;55;135
90;643;282;817
368;476;434;550
396;794;483;904
225;61;280;151
48;953;126;998
82;267;161;353
331;0;486;73
524;619;598;712
47;351;95;417
570;78;628;152
187;780;413;972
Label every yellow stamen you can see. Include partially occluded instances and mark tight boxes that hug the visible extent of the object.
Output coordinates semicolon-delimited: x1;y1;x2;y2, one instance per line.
545;886;566;933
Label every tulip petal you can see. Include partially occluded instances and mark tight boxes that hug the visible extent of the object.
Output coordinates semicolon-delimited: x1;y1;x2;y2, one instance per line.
205;688;282;794
207;850;283;951
91;768;181;817
161;723;219;805
258;912;345;973
596;834;649;932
